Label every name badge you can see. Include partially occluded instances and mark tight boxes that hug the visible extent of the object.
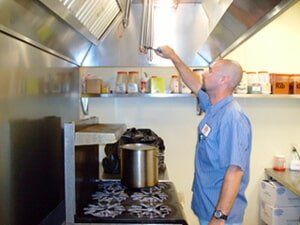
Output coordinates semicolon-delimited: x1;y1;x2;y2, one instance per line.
201;123;211;137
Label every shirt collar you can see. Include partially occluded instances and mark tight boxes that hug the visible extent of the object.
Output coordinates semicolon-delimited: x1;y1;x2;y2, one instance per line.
207;95;234;116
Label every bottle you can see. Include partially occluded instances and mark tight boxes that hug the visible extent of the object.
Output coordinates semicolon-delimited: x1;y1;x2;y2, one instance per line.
140;72;150;93
170;75;179;93
115;71;127;93
290;146;300;171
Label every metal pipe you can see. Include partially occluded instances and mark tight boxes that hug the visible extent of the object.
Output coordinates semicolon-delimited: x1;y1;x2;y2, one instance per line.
148;0;154;61
122;0;132;28
140;0;148;52
146;0;151;48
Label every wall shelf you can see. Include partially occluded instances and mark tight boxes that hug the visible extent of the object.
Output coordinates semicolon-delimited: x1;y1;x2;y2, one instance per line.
82;93;195;98
81;93;300;99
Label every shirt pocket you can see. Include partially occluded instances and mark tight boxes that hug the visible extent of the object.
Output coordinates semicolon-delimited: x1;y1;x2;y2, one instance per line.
198;125;220;169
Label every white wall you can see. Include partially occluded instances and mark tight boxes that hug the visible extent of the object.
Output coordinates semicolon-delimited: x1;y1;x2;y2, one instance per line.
81;2;300;225
225;2;300;225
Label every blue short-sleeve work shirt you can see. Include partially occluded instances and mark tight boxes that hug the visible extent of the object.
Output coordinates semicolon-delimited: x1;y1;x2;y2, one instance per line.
192;90;252;223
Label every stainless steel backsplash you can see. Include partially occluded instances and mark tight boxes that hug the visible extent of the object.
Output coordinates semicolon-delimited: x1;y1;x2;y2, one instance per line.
0;30;80;225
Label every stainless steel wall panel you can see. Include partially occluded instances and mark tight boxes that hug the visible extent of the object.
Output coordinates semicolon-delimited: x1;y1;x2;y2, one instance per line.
0;31;80;225
0;0;91;65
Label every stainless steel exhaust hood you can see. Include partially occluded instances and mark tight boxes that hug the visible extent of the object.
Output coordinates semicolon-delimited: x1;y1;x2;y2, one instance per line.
82;0;297;67
4;0;296;67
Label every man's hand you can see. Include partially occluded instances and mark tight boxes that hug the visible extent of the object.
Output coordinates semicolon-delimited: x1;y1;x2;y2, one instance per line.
154;45;177;60
208;217;226;225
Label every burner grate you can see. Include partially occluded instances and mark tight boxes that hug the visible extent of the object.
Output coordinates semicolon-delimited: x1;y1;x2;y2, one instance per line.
84;202;126;218
128;202;172;219
82;181;173;219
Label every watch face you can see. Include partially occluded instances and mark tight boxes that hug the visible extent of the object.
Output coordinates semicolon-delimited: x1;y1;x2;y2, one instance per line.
214;210;222;218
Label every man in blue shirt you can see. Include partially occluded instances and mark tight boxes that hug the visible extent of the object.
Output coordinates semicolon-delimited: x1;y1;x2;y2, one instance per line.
155;46;252;225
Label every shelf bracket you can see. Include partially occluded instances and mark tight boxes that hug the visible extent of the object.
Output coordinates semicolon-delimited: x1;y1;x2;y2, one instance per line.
80;97;89;115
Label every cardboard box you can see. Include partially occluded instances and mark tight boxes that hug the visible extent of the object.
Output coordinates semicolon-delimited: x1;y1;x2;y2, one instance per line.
291;75;300;94
260;180;300;207
86;78;102;94
270;74;291;94
260;201;300;225
150;77;166;93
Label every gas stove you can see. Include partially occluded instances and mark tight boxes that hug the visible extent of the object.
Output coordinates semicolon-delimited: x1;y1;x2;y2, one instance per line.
75;181;188;224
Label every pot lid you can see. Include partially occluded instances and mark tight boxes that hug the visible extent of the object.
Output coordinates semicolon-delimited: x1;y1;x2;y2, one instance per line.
120;143;157;151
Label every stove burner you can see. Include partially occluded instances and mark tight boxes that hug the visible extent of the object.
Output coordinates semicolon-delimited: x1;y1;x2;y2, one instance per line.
98;181;125;192
84;202;125;218
142;183;168;192
131;189;168;203
92;190;128;203
128;202;172;219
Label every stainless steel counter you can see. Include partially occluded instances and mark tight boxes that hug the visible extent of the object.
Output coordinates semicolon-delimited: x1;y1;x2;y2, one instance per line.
265;168;300;196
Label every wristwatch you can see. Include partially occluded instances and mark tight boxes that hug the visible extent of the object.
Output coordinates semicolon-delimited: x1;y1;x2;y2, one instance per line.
213;210;228;221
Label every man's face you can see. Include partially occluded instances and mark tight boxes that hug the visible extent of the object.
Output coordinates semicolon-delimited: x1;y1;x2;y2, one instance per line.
202;62;221;92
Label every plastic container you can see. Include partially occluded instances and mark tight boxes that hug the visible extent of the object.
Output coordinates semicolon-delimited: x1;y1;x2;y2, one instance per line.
127;71;139;93
115;71;127;93
150;76;166;93
273;154;286;171
270;74;290;94
235;71;248;94
247;72;262;94
170;75;179;93
258;71;271;94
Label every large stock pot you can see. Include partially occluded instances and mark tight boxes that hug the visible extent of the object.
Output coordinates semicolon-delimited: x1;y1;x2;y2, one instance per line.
120;143;158;188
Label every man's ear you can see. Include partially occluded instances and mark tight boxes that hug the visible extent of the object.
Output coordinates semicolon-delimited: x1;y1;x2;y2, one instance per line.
219;74;229;85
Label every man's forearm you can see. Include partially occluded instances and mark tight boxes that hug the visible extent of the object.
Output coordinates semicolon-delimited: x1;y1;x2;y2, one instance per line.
215;165;244;215
170;54;202;94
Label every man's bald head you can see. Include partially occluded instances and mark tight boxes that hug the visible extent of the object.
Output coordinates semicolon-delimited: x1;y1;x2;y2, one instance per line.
213;59;243;91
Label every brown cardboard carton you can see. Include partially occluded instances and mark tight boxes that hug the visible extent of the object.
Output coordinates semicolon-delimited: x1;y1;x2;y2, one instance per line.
86;78;102;94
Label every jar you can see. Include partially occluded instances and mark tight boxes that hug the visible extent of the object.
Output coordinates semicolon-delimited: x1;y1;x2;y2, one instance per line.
235;71;248;94
170;75;179;93
247;72;262;94
258;71;271;94
115;71;127;93
127;71;139;93
273;154;286;171
101;82;110;94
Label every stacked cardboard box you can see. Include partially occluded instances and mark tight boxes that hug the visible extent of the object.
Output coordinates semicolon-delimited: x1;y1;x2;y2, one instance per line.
260;180;300;225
